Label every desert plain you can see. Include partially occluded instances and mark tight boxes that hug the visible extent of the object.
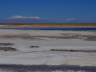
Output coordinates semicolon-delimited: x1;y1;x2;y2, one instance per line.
0;29;96;72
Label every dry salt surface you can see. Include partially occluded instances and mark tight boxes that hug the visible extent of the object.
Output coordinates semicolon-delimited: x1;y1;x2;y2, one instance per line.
0;38;96;66
0;29;96;67
0;29;96;36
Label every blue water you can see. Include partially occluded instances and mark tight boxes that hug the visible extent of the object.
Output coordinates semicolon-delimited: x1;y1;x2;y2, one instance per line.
0;27;96;30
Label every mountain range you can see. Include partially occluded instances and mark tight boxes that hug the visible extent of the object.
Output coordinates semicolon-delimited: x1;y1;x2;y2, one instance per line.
0;15;96;23
0;18;93;23
0;15;50;23
0;18;51;23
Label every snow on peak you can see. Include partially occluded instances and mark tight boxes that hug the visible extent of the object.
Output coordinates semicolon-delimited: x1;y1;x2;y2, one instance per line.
6;15;42;19
67;18;76;20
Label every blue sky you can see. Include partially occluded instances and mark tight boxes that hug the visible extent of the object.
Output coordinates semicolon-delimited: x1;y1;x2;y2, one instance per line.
0;0;96;22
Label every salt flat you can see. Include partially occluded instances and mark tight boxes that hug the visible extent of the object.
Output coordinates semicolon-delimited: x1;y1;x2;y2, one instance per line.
0;29;96;36
0;29;96;66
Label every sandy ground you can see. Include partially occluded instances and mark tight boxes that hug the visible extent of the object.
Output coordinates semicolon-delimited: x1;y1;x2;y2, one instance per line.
0;29;96;67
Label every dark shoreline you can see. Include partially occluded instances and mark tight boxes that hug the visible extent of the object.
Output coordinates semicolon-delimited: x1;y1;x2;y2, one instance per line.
0;64;96;72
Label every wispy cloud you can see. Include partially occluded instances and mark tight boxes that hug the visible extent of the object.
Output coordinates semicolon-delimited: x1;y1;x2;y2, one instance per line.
6;15;42;19
67;18;76;20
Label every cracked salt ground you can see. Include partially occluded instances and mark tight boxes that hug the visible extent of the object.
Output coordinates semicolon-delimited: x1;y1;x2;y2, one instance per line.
0;38;96;66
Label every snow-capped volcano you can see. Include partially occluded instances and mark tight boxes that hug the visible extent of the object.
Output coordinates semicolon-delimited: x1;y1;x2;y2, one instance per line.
0;15;50;23
63;18;83;23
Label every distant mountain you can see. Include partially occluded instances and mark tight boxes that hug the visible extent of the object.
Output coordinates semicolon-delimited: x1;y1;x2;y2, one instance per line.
64;19;96;23
0;15;96;23
64;20;81;23
0;18;50;23
0;15;50;23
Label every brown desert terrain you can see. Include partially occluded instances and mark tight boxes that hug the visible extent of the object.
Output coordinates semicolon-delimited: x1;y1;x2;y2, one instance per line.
0;23;96;27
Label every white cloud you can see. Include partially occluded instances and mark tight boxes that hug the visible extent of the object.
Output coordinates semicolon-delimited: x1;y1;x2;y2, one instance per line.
67;18;76;20
6;15;42;19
